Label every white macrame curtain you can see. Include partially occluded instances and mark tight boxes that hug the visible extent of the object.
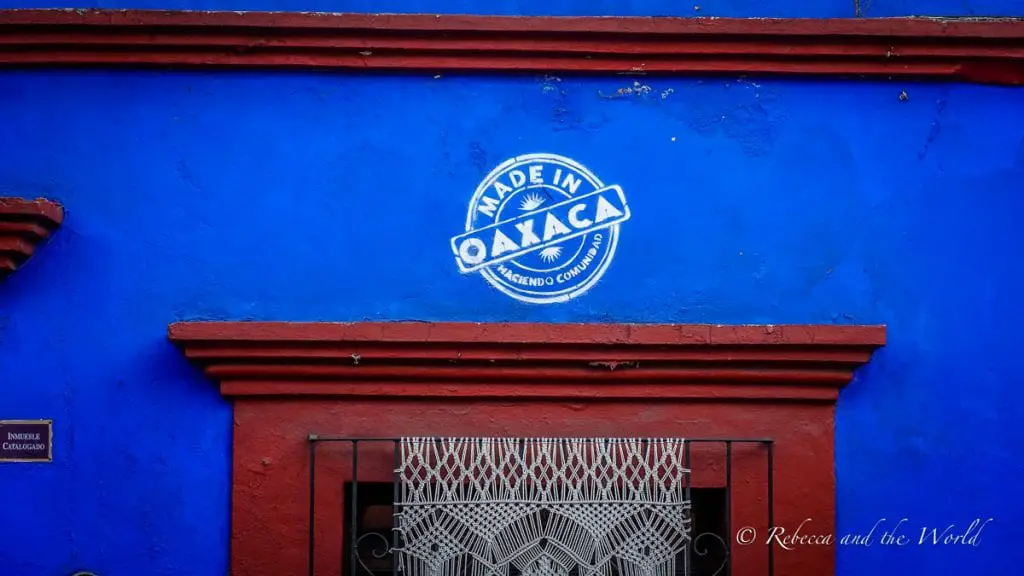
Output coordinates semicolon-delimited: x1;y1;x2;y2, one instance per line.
394;437;692;576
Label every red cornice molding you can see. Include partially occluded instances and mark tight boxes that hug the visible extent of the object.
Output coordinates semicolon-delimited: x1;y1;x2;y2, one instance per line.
0;10;1023;85
168;321;886;402
0;197;64;280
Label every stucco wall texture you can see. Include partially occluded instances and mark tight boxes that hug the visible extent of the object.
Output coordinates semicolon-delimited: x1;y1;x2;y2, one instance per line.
1;28;1023;576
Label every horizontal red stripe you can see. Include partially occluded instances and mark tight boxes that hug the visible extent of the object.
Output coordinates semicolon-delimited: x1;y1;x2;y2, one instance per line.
219;379;841;402
2;10;1023;39
183;343;874;364
206;364;855;385
171;321;886;346
1;9;1023;84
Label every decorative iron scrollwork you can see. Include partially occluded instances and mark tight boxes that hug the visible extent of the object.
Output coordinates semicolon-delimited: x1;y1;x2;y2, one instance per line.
355;531;398;576
352;531;729;576
692;532;729;576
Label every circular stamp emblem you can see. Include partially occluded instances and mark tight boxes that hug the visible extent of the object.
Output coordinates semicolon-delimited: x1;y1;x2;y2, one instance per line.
450;153;631;304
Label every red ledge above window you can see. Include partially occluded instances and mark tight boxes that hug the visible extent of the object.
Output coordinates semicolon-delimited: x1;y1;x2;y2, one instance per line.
1;10;1023;85
0;197;64;280
168;322;885;403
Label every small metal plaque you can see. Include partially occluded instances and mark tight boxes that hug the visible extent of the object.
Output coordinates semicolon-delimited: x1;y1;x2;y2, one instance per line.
0;420;52;462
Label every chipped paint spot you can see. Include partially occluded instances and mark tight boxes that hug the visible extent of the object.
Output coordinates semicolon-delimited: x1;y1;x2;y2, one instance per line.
539;75;564;94
632;80;653;95
599;81;658;100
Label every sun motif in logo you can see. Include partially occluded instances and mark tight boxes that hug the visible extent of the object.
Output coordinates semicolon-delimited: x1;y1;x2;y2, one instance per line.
519;192;546;212
539;247;563;262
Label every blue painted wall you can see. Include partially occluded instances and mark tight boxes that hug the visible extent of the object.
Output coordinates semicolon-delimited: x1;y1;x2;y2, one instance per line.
2;0;1024;17
1;69;1023;575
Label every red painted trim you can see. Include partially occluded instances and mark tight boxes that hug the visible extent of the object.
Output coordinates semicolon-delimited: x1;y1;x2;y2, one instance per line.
169;321;884;402
169;320;886;344
177;322;881;575
219;381;844;401
0;197;63;279
1;10;1023;84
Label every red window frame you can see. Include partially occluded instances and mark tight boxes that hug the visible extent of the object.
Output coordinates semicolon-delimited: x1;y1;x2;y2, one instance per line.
170;321;884;576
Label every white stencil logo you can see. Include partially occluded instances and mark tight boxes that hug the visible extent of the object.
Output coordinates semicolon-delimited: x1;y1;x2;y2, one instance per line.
450;153;630;304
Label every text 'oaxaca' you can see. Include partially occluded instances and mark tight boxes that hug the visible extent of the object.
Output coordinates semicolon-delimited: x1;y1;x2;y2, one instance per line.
451;185;630;273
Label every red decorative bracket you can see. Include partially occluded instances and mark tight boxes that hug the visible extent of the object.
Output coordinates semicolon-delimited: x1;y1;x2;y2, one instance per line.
0;197;64;280
1;10;1023;84
168;321;885;403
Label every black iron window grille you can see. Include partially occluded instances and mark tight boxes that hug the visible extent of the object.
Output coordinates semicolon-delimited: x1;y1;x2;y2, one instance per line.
308;437;774;576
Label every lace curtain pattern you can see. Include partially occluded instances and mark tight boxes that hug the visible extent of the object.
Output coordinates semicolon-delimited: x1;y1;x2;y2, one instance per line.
394;437;693;576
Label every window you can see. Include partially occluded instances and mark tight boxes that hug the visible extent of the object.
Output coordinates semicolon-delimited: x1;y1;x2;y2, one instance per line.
170;320;884;576
327;438;767;576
